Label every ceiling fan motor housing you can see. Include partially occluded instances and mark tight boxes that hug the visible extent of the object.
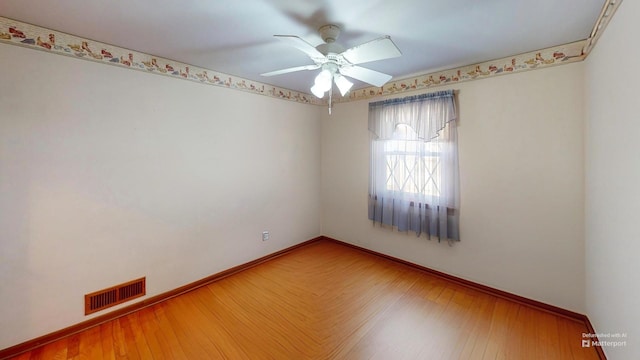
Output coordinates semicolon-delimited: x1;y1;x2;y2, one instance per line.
316;25;345;56
318;24;341;43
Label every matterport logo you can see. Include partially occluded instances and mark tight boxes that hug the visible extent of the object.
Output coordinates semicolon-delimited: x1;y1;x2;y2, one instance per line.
582;332;627;348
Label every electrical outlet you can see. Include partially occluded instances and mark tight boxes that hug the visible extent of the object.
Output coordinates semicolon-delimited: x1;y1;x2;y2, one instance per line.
262;231;270;241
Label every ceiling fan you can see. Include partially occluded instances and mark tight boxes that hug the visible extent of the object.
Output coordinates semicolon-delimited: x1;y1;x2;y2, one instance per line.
261;24;402;113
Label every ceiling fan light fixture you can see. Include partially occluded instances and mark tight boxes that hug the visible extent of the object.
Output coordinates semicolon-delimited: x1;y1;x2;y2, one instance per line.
310;83;326;98
314;69;333;92
334;74;353;96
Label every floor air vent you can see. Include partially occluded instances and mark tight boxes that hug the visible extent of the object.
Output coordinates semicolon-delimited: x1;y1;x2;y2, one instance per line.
84;277;146;315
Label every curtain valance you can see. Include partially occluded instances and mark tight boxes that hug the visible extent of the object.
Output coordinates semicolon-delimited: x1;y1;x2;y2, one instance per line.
368;90;457;141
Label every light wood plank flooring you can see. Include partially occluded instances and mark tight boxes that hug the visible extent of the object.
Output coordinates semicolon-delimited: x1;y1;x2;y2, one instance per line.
8;240;599;359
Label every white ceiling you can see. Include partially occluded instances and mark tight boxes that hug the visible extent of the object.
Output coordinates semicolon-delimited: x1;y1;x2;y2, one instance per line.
0;0;605;94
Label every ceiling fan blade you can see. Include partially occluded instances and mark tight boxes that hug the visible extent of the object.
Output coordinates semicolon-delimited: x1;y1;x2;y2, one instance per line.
341;36;402;65
261;64;321;77
274;35;326;62
339;66;393;87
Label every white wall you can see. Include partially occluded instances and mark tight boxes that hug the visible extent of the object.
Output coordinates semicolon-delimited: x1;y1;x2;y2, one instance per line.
321;63;586;312
0;44;322;348
585;1;640;358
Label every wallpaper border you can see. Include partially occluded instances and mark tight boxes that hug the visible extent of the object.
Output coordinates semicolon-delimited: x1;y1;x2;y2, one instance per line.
334;40;587;103
0;16;323;105
0;7;615;105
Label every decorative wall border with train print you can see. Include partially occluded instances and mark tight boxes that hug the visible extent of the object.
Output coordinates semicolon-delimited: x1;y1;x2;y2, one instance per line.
340;0;620;102
0;16;323;105
338;40;586;103
0;0;620;105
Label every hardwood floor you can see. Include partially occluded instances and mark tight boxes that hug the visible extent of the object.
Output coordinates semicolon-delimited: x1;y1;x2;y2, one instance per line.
7;240;599;359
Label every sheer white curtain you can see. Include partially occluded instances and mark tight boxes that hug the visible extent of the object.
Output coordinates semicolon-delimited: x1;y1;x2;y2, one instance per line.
368;90;460;241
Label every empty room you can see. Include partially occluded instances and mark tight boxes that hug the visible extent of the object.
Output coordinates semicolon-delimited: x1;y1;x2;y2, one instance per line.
0;0;637;359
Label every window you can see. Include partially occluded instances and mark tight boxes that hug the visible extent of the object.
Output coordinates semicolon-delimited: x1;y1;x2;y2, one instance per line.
368;90;460;241
381;124;441;197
